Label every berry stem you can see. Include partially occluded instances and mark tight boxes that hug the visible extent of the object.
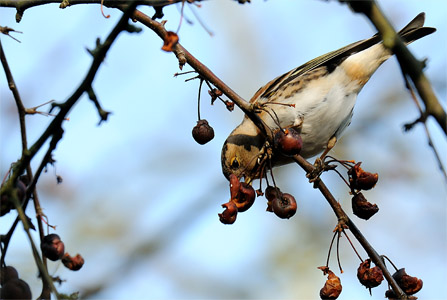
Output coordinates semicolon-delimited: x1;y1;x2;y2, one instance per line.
382;255;399;272
336;231;343;273
342;230;363;262
197;78;204;121
326;231;337;268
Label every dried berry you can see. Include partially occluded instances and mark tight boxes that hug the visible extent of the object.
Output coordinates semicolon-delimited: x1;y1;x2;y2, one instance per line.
274;128;302;156
348;163;378;190
41;233;65;261
233;182;255;212
229;174;241;200
218;202;238;225
227;175;255;213
357;259;384;289
0;278;32;300
208;88;223;104
264;186;281;201
161;31;179;52
192;119;214;145
272;193;297;219
352;193;379;220
318;267;342;299
265;186;281;212
392;268;423;295
224;101;235;112
62;253;85;271
0;266;19;285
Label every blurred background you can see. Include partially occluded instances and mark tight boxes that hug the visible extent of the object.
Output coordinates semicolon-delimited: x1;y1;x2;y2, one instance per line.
1;0;446;299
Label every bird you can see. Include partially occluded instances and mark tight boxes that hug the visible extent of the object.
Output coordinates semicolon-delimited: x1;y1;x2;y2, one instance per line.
221;13;435;183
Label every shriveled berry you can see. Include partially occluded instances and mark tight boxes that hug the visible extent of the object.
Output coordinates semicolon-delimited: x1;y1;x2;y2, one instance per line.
319;267;342;300
392;268;423;295
265;186;281;212
233;182;255;212
218;201;238;225
161;31;179;52
192;119;214;145
62;253;85;271
264;186;281;201
348;163;378;190
352;193;379;220
272;193;297;219
274;128;302;156
0;278;32;300
1;266;19;285
41;233;65;261
357;259;384;289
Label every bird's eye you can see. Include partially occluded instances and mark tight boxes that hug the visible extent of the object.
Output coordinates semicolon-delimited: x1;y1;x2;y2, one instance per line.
230;157;240;169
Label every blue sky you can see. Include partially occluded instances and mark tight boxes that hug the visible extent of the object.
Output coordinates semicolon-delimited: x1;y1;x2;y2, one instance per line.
1;1;446;299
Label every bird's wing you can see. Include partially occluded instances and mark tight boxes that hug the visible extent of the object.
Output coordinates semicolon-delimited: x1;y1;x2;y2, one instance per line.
250;12;433;102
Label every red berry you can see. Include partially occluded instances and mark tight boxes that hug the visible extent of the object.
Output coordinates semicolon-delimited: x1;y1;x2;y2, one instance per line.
233;183;255;212
218;202;238;225
192;119;214;145
265;186;281;212
229;174;241;200
272;193;297;219
41;234;65;261
264;186;281;201
274;128;302;156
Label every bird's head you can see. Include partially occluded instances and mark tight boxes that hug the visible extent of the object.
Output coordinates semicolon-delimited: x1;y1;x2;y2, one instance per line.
221;121;265;182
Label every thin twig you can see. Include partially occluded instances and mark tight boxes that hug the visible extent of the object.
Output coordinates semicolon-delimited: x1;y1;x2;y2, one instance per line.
403;76;447;180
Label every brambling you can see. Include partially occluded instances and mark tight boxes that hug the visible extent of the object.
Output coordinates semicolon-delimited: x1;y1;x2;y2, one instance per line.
221;13;435;182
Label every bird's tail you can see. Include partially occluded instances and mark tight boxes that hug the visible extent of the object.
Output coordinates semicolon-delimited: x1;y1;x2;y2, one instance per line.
398;12;436;44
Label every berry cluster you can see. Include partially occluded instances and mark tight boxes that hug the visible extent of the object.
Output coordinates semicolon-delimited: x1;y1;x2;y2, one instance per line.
265;186;297;219
219;174;298;224
318;258;422;299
